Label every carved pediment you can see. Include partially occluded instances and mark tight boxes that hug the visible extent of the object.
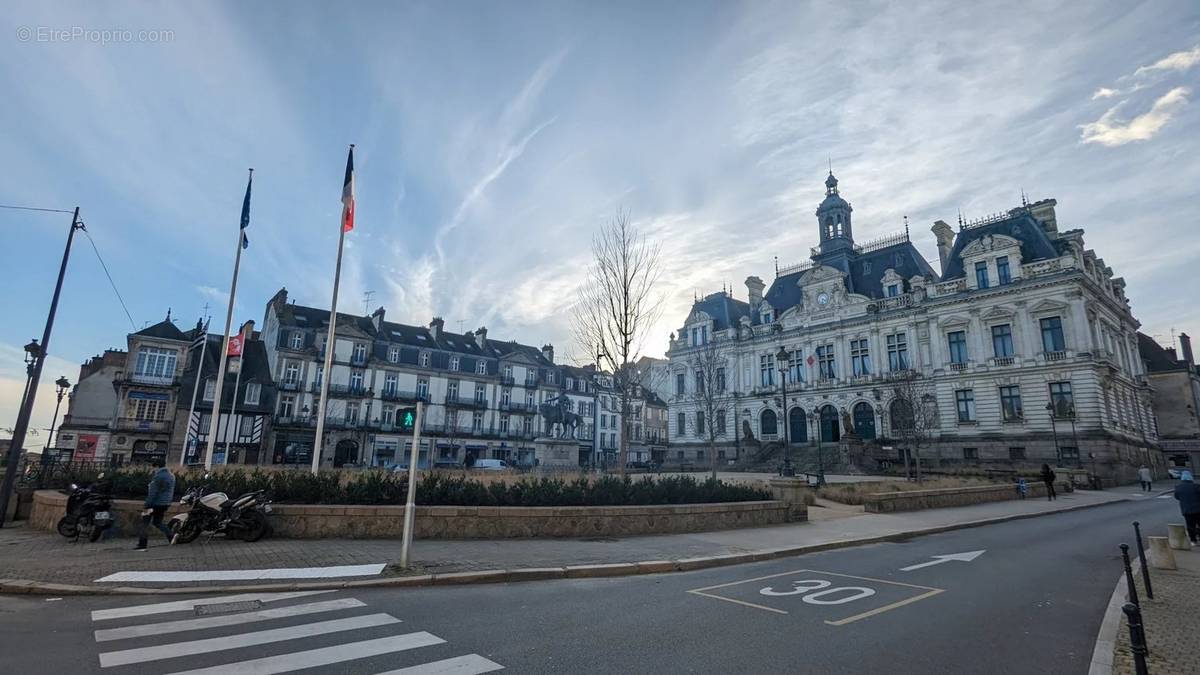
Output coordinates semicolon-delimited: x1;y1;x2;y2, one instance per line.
940;314;971;329
981;305;1016;321
1030;299;1069;314
685;309;713;324
961;233;1021;259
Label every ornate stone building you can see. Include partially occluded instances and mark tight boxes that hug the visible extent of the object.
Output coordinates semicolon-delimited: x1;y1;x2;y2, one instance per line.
666;173;1159;481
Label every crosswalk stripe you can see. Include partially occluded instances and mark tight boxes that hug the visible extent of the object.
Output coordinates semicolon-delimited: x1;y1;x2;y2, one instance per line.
96;564;387;583
94;598;367;642
375;654;505;674
98;613;400;667
91;590;334;622
163;632;447;675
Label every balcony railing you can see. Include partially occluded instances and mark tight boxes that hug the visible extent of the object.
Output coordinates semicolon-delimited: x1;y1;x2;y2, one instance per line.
117;374;180;388
949;362;968;372
990;356;1016;367
1043;350;1068;362
114;419;172;432
278;380;302;392
311;383;373;397
500;375;516;385
273;415;316;428
445;396;488;409
499;401;536;413
380;389;429;403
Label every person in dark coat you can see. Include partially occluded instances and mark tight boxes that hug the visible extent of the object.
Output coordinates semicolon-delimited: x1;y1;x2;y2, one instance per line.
1040;464;1057;501
1174;471;1200;544
135;458;176;551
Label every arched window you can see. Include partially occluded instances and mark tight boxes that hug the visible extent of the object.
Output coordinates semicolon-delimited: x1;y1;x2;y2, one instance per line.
760;409;778;437
824;217;834;239
788;407;807;444
820;404;840;443
853;402;876;440
890;399;915;432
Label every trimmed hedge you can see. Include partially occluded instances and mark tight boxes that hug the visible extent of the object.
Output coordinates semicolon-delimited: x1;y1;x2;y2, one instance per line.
91;468;773;507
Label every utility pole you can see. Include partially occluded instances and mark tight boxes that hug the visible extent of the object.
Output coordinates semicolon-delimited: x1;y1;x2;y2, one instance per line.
1;208;82;527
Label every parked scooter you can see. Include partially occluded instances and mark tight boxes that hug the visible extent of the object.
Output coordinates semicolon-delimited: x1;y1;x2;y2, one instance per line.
168;482;273;544
57;476;114;543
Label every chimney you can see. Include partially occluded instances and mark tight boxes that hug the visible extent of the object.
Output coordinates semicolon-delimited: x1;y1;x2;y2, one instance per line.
931;220;955;275
474;326;488;349
1028;198;1059;235
745;276;765;307
429;316;444;339
1181;333;1195;366
541;344;554;363
371;306;385;332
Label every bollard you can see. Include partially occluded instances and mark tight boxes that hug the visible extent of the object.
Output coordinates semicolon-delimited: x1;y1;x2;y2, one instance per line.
1120;544;1140;608
1133;522;1154;600
1148;536;1177;571
1166;523;1193;551
1122;602;1150;675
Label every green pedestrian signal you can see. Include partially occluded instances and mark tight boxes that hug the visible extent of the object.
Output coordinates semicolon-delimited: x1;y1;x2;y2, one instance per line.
399;407;417;431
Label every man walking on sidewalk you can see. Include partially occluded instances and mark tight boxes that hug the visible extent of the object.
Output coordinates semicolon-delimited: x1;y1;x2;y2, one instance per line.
1175;471;1200;544
1138;464;1153;492
135;458;176;551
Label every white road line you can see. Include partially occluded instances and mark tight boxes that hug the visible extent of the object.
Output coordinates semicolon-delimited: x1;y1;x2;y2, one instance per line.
91;591;334;622
95;563;387;583
376;654;505;675
94;598;367;642
98;613;400;667
164;632;446;675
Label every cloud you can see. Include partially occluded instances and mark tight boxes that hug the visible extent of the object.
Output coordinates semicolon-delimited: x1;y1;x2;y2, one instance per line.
1092;87;1119;100
1080;87;1190;146
1132;45;1200;78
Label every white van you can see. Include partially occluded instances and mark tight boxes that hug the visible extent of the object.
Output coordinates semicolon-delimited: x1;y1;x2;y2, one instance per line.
472;459;509;471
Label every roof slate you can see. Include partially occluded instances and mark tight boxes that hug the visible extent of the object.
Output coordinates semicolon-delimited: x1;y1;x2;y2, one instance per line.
941;211;1060;280
134;319;188;342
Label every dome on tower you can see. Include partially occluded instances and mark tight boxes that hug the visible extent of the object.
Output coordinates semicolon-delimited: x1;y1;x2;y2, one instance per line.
825;172;838;191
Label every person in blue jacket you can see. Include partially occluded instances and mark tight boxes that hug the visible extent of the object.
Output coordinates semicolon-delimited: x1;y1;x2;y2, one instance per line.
1175;471;1200;544
136;457;176;551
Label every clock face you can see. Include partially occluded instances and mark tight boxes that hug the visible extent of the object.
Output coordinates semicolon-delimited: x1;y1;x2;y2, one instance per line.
817;292;830;306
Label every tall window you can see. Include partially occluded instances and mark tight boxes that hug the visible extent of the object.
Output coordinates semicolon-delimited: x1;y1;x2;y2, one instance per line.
1049;381;1074;417
695;370;705;394
499;414;510;433
886;284;899;297
503;365;513;380
283;362;299;385
817;344;836;380
472;411;484;431
886;332;908;371
132;396;167;421
388;346;400;363
991;324;1014;358
502;388;511;405
716;410;726;436
280;395;295;417
204;378;215;401
352;343;367;363
677;412;686;436
381;405;395;425
851;339;871;376
349;370;364;390
416;378;429;400
315;365;324;387
289;332;303;349
676;373;686;396
975;261;990;289
474;383;486;404
384;373;398;396
245;382;261;405
760;354;775;387
695;412;705;436
1040;316;1065;353
788;350;804;383
420;351;430;367
955;389;976;422
449;356;459;371
947;331;968;364
345;402;360;424
716;367;726;392
1000;385;1023;421
135;347;177;379
996;256;1011;285
476;360;488;375
446;380;459;401
525;390;535;407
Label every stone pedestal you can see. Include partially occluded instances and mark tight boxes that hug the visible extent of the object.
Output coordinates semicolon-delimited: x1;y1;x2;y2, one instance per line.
1167;523;1194;550
1148;536;1177;570
533;437;579;470
768;477;810;522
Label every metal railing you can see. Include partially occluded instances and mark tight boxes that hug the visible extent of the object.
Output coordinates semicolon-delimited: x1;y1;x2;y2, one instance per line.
991;356;1016;367
113;419;172;432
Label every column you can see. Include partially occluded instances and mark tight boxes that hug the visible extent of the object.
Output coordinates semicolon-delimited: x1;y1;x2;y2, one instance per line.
1015;303;1038;360
969;311;987;363
1068;296;1092;353
928;317;944;370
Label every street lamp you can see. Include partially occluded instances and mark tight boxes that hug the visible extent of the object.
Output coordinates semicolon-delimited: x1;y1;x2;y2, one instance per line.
807;410;826;486
776;347;794;477
1066;402;1081;468
1046;402;1061;467
43;376;70;458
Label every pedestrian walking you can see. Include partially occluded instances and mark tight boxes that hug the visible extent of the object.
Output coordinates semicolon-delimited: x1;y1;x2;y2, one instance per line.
1137;464;1153;492
1040;464;1057;501
1016;477;1028;500
1174;470;1200;544
135;457;176;551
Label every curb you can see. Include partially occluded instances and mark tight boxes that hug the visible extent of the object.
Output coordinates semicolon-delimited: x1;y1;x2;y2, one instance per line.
1087;566;1130;675
1;495;1133;597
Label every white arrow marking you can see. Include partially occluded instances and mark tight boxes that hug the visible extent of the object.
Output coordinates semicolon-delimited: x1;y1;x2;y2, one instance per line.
900;550;986;571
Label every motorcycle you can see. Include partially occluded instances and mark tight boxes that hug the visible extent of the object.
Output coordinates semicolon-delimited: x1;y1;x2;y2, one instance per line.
168;484;273;544
57;477;114;543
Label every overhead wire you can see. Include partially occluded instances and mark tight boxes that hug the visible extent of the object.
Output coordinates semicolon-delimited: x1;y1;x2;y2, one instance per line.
79;224;137;331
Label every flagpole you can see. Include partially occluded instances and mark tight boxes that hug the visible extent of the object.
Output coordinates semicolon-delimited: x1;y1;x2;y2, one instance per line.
204;169;252;470
181;318;209;467
311;224;345;475
224;342;244;461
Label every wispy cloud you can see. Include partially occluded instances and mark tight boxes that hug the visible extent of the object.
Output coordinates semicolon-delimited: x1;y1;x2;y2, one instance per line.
1080;87;1190;146
1133;44;1200;77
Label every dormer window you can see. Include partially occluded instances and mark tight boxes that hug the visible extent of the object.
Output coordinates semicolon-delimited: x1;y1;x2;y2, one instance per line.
975;261;990;289
996;256;1011;285
761;310;773;324
886;284;899;297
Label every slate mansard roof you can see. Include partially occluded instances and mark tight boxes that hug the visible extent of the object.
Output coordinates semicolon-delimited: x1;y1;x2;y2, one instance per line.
692;293;752;331
939;208;1062;281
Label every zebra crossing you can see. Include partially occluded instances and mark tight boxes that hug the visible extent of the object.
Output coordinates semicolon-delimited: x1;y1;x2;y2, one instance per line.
88;590;504;674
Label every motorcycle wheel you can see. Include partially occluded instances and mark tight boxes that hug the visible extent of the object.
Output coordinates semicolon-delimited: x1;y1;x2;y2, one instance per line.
89;521;107;543
241;510;270;543
173;521;202;545
56;516;78;538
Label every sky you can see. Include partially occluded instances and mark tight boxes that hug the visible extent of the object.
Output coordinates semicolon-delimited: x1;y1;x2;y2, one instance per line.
2;1;1199;440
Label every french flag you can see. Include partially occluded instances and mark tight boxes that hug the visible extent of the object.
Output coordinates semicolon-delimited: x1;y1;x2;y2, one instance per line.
342;145;355;232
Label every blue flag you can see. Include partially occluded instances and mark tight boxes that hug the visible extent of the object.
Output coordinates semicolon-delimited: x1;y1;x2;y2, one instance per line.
240;169;252;249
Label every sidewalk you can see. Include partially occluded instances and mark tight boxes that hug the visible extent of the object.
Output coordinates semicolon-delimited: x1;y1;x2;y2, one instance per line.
1109;542;1200;675
0;486;1140;594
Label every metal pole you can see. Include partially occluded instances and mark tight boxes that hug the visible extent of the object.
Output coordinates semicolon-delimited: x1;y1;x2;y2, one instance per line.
311;223;346;475
1133;521;1154;600
182;321;209;467
1120;543;1140;608
1048;408;1061;467
1;207;81;528
779;367;792;477
45;387;65;455
1121;603;1150;675
1069;415;1081;468
204;216;246;470
400;402;424;567
224;326;246;462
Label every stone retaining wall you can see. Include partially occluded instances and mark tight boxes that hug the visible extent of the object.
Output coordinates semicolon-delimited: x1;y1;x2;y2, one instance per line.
29;491;798;539
862;482;1050;513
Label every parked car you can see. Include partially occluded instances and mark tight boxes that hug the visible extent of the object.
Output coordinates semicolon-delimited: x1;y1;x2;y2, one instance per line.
471;459;509;471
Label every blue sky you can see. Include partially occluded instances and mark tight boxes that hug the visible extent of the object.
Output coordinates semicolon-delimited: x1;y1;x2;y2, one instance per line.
2;1;1198;436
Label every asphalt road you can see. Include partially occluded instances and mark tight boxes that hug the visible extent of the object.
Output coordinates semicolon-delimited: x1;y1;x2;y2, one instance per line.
0;492;1178;674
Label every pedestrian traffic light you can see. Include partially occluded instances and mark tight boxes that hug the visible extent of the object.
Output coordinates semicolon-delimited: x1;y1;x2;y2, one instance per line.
398;407;417;432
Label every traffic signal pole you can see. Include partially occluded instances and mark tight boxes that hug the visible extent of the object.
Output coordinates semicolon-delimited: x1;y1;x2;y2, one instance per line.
399;402;424;567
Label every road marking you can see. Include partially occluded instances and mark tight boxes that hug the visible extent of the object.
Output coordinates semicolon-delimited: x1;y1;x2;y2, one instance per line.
687;589;790;615
98;613;400;667
95;563;387;583
375;654;506;674
94;598;367;642
91;591;334;621
823;589;945;626
163;632;447;675
899;550;986;571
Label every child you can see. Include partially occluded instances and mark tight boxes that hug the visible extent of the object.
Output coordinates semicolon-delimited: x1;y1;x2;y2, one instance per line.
1016;477;1028;500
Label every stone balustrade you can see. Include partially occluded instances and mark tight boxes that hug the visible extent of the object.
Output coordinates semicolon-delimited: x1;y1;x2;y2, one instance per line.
862;482;1049;513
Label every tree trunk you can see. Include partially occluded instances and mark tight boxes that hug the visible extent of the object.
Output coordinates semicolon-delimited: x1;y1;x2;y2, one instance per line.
709;433;717;480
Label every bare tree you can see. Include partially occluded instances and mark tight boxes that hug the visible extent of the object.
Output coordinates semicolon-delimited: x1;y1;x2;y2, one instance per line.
574;211;664;477
684;337;731;479
887;370;940;482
